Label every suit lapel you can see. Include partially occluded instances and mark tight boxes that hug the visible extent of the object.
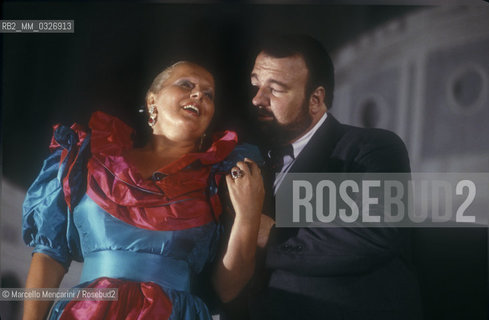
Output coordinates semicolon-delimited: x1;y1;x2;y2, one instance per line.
289;113;344;174
268;114;345;245
264;114;345;220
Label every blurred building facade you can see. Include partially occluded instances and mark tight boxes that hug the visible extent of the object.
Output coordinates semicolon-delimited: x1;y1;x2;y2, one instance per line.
331;5;488;319
332;5;489;172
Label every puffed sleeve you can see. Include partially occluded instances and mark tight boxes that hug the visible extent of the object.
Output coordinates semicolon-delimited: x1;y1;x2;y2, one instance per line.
22;125;87;270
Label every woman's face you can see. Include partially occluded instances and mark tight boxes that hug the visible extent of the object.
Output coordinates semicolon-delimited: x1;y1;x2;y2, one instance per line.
148;62;215;144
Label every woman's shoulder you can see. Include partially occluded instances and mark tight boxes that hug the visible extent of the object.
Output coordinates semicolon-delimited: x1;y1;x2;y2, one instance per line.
49;111;132;153
88;111;134;155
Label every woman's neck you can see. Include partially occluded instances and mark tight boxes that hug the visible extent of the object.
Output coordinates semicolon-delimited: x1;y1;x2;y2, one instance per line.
146;135;197;158
124;136;198;180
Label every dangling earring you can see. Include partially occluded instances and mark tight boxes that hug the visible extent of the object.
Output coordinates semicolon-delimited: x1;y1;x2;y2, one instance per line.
199;133;207;151
148;105;157;127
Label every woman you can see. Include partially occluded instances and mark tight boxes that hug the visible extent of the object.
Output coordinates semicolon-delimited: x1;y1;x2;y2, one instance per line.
22;61;265;319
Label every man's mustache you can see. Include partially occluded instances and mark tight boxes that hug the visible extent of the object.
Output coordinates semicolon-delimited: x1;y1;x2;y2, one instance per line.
253;106;274;119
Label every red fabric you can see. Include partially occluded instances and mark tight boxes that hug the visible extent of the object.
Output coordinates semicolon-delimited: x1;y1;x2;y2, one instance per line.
59;277;172;320
60;111;237;231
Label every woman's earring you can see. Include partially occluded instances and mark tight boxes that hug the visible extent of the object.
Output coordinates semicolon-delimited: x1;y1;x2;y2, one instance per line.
199;133;207;151
148;105;157;127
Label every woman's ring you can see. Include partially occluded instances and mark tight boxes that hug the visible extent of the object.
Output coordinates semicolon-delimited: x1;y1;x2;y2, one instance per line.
231;168;245;180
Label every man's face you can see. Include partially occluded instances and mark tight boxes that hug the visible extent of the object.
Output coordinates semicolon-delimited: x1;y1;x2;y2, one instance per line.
250;52;312;143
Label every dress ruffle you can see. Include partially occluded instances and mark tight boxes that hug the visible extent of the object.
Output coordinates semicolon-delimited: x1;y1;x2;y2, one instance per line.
64;111;239;231
23;111;263;320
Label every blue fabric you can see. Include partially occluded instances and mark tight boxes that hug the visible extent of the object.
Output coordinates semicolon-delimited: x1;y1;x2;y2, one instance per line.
214;143;264;172
73;194;219;280
23;131;263;319
22;149;82;269
81;251;192;292
208;143;264;196
54;126;91;210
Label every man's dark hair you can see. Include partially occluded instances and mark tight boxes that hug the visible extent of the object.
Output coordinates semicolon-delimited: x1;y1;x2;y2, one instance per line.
256;34;335;109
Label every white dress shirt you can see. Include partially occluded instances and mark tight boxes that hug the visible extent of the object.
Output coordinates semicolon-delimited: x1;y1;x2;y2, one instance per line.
273;112;328;194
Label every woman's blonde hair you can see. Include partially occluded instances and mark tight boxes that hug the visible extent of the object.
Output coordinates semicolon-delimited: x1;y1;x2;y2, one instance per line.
145;61;188;104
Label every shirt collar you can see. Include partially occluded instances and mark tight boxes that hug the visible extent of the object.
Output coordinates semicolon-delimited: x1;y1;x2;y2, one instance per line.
291;112;328;159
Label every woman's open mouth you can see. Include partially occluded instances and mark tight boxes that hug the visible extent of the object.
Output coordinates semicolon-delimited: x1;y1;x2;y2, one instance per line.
182;104;200;116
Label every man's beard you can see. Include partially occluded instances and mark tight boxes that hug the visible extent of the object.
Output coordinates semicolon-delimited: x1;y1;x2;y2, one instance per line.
258;100;312;147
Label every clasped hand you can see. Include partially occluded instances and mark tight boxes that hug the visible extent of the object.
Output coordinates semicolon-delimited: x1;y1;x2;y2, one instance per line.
225;158;265;223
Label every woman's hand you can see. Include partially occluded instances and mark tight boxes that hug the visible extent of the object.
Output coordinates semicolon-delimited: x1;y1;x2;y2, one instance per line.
226;160;273;248
212;158;265;302
225;158;265;224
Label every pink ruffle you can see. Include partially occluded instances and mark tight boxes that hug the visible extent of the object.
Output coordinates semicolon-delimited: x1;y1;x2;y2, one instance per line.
85;111;237;231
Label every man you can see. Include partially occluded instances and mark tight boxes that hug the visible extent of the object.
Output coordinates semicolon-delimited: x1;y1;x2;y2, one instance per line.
247;34;422;320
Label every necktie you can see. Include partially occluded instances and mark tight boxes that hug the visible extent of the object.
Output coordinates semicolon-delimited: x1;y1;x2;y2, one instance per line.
269;144;294;173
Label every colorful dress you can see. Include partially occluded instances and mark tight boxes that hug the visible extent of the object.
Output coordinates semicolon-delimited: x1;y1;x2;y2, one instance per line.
22;111;260;319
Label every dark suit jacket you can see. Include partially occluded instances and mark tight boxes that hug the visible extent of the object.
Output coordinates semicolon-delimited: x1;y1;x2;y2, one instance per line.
249;114;422;320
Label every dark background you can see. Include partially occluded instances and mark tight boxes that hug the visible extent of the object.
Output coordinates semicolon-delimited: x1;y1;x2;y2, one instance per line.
1;1;421;187
1;1;487;320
